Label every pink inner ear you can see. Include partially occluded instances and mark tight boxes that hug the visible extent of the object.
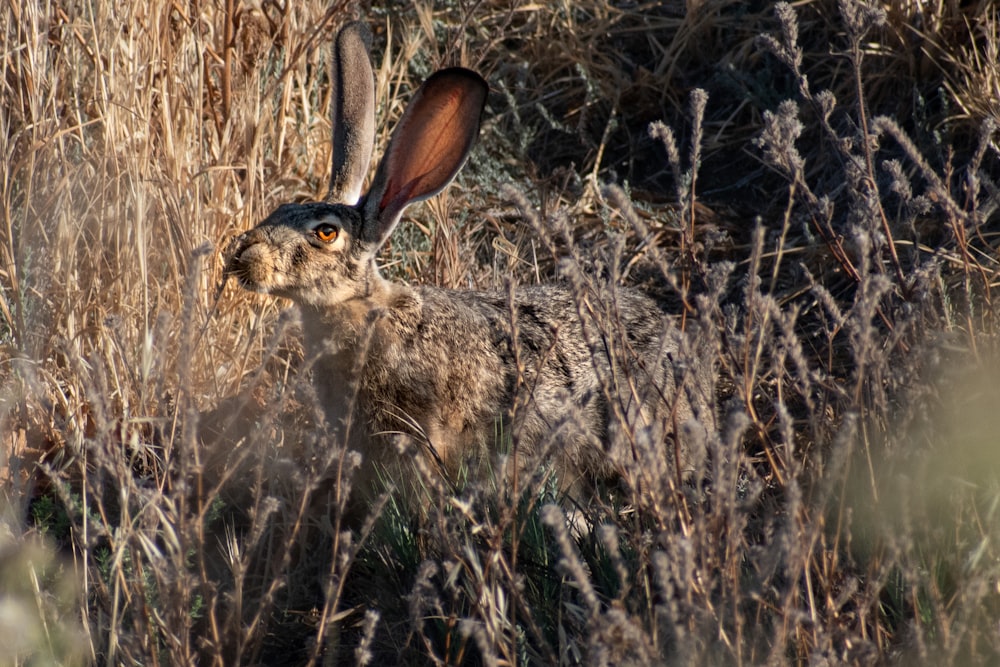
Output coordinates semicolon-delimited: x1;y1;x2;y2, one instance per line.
379;178;419;212
376;74;486;216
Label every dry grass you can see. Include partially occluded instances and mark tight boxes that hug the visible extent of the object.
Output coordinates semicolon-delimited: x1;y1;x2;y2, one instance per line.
3;0;1000;664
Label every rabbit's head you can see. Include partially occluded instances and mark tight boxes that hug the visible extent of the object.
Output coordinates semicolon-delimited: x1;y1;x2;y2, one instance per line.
226;22;488;308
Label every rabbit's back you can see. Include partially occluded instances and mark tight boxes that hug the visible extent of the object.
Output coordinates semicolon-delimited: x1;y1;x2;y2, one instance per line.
306;282;706;484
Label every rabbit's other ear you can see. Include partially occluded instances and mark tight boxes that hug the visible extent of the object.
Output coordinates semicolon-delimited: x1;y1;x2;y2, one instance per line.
361;68;488;247
328;21;376;206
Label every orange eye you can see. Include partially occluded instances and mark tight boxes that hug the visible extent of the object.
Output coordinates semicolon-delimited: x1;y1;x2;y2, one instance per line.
315;223;338;243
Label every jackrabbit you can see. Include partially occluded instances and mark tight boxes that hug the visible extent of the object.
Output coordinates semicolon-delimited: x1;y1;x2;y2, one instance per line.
225;22;714;496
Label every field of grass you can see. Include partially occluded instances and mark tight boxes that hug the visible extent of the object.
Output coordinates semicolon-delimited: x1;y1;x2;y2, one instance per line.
3;0;1000;664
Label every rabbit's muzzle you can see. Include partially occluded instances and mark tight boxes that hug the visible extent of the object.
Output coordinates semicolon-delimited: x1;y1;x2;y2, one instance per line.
224;231;277;293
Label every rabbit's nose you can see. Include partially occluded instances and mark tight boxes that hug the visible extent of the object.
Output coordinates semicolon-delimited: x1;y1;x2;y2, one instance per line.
224;233;262;277
223;234;251;274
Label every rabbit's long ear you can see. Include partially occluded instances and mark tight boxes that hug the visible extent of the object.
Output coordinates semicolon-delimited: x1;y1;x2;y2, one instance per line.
328;21;376;206
361;68;487;247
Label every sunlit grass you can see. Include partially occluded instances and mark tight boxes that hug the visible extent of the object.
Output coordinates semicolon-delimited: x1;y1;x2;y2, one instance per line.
2;1;1000;664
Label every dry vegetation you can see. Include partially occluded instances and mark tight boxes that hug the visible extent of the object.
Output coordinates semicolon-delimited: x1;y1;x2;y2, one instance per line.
3;0;1000;664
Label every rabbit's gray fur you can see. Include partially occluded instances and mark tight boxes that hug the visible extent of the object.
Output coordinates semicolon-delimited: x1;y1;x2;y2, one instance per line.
226;22;714;494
